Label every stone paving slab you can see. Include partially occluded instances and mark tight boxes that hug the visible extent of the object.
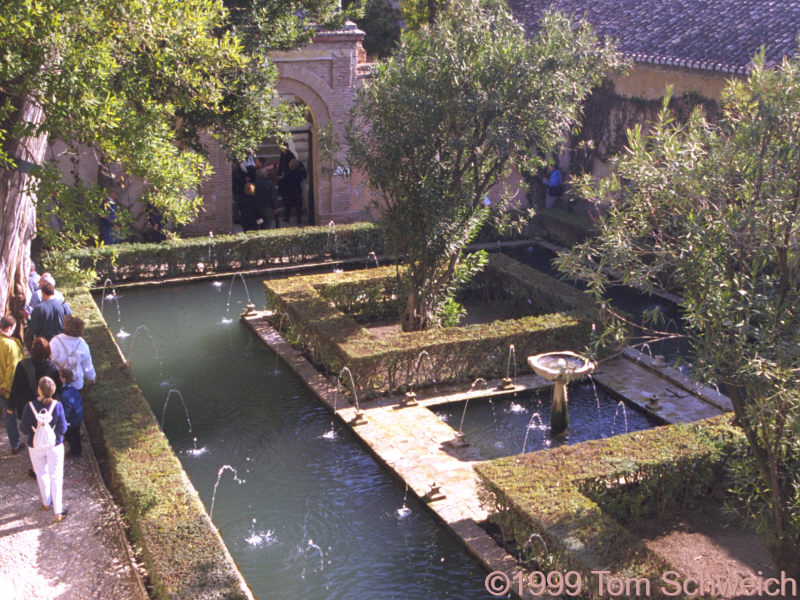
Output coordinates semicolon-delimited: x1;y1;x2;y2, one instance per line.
594;353;729;424
242;311;732;599
243;313;542;597
0;429;147;600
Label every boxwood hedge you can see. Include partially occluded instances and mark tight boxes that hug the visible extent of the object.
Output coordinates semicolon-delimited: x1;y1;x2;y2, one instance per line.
475;416;742;599
64;223;385;282
72;289;253;600
263;254;596;397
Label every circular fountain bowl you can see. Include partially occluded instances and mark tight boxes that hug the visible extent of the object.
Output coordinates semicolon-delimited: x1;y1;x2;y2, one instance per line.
527;351;595;383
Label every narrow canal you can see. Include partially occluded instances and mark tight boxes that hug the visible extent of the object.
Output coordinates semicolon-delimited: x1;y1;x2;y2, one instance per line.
99;277;492;600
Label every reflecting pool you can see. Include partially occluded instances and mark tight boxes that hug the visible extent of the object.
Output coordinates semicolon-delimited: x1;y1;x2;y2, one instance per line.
432;381;661;460
99;278;492;600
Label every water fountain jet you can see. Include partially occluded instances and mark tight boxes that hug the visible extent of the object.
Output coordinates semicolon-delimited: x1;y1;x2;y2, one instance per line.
339;367;366;425
365;251;379;269
399;350;435;408
210;465;244;518
498;344;517;390
445;378;487;447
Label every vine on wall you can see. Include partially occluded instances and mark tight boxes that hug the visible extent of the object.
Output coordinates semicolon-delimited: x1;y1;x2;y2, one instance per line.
569;79;720;176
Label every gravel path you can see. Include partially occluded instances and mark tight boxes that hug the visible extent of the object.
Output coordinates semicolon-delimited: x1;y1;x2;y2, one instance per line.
0;430;148;600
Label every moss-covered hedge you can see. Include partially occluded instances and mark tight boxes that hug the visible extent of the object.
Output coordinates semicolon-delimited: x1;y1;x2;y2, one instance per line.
65;223;385;282
71;289;253;600
528;208;595;247
263;255;596;396
476;417;743;599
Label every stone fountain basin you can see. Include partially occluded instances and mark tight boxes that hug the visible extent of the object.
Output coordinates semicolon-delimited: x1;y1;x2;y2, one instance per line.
527;351;595;383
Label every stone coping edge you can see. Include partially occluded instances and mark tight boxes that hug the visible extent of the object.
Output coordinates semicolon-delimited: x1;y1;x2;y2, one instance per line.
622;347;733;412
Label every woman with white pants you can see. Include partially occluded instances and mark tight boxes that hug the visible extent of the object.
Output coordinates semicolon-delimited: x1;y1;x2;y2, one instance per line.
21;376;68;522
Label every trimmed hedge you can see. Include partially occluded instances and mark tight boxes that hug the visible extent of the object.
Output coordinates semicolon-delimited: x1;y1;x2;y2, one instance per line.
263;255;596;396
476;416;743;599
65;223;385;282
528;208;595;247
71;289;253;600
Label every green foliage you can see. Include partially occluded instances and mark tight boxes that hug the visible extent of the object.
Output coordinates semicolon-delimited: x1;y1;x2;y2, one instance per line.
725;422;800;547
400;0;446;29
356;0;403;57
477;417;743;598
70;289;250;600
558;52;800;564
263;255;595;396
62;222;385;282
1;0;338;272
348;0;623;330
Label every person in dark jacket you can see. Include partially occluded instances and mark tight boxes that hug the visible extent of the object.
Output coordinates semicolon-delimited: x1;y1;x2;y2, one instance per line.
29;280;71;340
255;158;279;228
276;145;296;211
58;367;83;456
280;159;305;225
9;337;63;420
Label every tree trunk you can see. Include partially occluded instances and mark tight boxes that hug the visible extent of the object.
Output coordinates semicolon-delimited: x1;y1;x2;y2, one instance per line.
1;94;47;318
726;384;796;570
402;286;428;331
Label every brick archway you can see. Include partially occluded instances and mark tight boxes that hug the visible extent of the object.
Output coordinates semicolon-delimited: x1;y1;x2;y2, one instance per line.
190;25;371;235
274;67;333;222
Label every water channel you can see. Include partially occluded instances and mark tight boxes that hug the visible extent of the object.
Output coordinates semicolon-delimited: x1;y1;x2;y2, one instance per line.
98;279;492;600
504;245;691;368
432;382;660;461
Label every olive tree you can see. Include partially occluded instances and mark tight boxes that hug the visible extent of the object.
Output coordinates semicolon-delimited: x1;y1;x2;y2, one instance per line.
558;55;800;569
347;0;622;331
0;0;340;314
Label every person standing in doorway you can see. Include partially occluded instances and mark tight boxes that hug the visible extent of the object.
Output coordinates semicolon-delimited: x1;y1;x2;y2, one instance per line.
281;159;305;225
256;158;279;228
277;145;296;216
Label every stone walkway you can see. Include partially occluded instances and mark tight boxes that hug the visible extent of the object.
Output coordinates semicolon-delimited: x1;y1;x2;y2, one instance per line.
0;430;147;600
243;313;553;598
243;311;730;599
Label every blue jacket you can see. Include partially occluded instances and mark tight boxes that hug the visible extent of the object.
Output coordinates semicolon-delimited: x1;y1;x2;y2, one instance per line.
21;398;68;447
29;297;72;340
59;385;83;428
545;169;562;190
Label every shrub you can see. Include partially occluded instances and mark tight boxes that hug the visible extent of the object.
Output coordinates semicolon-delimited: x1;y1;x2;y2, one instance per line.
263;255;595;396
476;417;743;599
62;223;385;282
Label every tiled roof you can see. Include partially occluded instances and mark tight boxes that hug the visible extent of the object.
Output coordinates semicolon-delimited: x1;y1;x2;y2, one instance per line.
507;0;800;74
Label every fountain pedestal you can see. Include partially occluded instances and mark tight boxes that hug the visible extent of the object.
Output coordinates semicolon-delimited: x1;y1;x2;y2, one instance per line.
527;351;595;436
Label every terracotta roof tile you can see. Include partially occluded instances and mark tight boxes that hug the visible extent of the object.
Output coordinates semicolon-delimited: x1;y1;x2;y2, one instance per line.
507;0;800;74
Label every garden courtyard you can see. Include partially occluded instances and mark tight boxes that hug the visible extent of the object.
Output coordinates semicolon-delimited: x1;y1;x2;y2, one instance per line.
1;227;793;600
2;1;799;599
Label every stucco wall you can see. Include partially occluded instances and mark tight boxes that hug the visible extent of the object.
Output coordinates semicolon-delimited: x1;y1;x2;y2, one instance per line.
612;63;732;101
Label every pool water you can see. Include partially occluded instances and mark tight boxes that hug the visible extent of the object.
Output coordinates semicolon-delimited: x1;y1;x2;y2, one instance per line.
503;245;692;370
99;277;493;600
432;381;661;460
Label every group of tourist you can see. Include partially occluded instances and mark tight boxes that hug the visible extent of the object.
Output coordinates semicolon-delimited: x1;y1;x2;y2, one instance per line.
0;267;96;523
234;145;307;231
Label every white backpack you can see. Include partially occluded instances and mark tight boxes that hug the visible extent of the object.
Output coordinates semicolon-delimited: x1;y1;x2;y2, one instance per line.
54;336;80;374
30;401;57;448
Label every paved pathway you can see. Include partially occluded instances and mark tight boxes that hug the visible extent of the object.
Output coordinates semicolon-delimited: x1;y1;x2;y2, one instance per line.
0;430;147;600
244;311;730;600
